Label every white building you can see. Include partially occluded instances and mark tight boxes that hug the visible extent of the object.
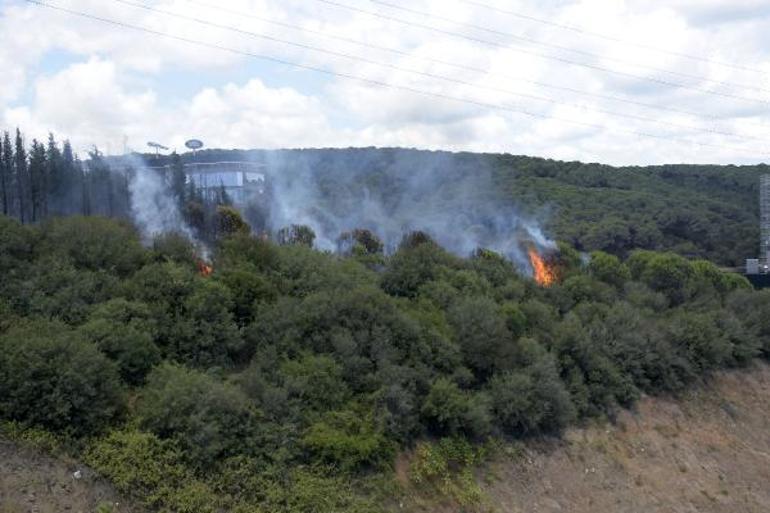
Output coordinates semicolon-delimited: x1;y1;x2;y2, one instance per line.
184;161;267;204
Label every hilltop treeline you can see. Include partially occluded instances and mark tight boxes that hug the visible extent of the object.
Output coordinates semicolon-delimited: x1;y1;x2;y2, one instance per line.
1;215;768;512
0;129;133;221
0;129;257;243
155;147;768;266
3;130;764;265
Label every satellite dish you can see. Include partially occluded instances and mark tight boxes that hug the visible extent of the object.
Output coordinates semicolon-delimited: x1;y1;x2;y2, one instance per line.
185;139;204;150
147;141;169;156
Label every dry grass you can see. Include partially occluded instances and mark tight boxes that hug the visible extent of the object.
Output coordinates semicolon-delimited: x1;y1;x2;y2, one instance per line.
472;362;770;513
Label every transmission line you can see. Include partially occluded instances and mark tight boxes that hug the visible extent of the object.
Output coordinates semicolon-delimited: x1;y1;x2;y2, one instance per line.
456;0;767;76
365;0;768;93
181;0;768;130
310;0;770;106
111;0;762;141
24;0;770;158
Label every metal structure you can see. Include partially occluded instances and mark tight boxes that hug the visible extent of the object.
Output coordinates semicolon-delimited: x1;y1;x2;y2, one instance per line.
147;141;169;156
747;174;770;276
761;174;770;262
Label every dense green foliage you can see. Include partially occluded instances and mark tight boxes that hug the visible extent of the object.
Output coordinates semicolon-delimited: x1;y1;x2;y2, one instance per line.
167;147;767;266
0;214;767;512
2;134;765;265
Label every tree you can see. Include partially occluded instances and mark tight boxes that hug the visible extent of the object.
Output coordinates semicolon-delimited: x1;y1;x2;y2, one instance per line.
0;133;8;216
337;228;384;256
125;262;241;368
28;139;47;222
588;250;630;288
487;357;575;435
14;128;28;222
78;299;162;385
216;205;250;237
138;364;263;468
0;321;124;435
277;224;316;247
36;216;147;277
302;408;394;471
447;296;512;379
169;151;186;208
45;133;63;215
420;377;491;437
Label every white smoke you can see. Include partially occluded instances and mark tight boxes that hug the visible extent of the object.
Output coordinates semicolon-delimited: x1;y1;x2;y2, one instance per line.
259;148;556;272
125;157;193;243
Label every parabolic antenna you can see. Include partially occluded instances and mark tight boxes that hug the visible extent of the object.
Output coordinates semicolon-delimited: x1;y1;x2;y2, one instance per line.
185;139;204;150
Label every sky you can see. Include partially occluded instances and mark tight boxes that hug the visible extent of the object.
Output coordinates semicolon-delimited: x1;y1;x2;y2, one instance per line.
1;0;770;165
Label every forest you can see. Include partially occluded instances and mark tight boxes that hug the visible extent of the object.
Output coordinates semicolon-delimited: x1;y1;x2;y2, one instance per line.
0;129;767;265
1;129;770;512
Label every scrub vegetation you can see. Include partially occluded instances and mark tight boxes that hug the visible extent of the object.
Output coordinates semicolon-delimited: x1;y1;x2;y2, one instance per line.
1;212;768;512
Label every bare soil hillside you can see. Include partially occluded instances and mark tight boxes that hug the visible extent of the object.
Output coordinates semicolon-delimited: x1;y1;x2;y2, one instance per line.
481;362;770;513
0;439;137;513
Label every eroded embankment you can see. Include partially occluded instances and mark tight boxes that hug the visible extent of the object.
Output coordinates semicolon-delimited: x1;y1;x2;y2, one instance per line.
479;362;770;513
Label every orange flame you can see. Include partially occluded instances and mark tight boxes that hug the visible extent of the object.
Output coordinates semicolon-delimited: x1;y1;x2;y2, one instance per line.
528;247;557;287
197;260;213;277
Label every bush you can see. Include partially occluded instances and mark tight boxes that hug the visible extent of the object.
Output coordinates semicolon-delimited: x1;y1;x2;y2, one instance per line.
665;311;733;372
281;354;351;412
0;321;124;436
137;364;263;468
588;251;630;287
22;261;118;324
381;242;459;298
447;296;512;379
85;430;218;513
487;357;574;435
152;231;198;267
420;378;491;437
36;216;147;277
124;263;241;368
78;314;161;386
302;408;394;471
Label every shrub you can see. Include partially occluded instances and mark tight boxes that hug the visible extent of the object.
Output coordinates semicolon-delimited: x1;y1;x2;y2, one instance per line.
487;357;574;435
124;263;241;368
447;296;512;378
85;430;218;513
152;231;198;267
35;216;146;277
302;408;394;471
0;321;124;436
420;378;491;438
78;317;161;386
137;364;263;468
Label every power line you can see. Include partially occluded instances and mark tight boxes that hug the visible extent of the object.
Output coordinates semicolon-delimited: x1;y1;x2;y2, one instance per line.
23;0;770;158
111;0;762;142
456;0;767;76
311;0;770;106
181;0;768;130
365;0;770;95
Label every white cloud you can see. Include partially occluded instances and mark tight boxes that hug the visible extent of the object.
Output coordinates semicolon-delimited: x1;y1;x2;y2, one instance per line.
1;0;770;165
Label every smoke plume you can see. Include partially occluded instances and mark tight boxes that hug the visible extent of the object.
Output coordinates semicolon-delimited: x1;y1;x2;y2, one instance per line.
255;148;554;271
124;157;192;242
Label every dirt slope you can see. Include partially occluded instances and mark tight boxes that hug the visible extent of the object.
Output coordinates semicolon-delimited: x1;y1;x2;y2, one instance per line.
482;363;770;513
0;440;137;513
